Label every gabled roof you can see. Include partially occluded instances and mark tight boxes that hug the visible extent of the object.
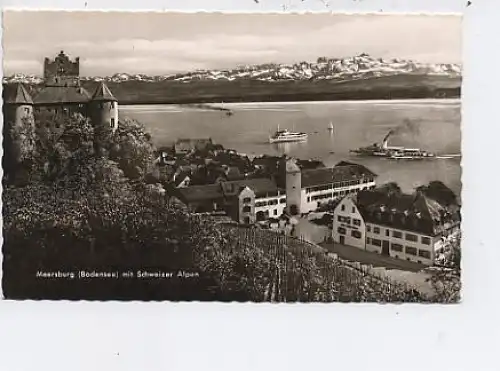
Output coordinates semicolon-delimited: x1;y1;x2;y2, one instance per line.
301;163;377;188
91;82;117;102
177;177;280;204
4;83;33;104
33;85;92;105
354;189;459;236
222;178;279;198
177;184;223;203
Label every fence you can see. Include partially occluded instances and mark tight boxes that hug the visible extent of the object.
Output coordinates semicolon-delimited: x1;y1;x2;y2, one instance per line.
211;223;428;303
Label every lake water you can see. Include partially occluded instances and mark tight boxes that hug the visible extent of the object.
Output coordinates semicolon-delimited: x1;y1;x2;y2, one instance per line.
120;99;462;197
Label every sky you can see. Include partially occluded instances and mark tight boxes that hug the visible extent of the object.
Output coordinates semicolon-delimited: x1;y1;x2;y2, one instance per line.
2;11;462;76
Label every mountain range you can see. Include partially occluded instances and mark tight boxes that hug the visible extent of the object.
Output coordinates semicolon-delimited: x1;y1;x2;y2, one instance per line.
3;53;461;85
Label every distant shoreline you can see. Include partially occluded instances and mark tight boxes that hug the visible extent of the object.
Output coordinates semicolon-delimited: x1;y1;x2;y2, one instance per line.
120;97;461;107
116;92;461;106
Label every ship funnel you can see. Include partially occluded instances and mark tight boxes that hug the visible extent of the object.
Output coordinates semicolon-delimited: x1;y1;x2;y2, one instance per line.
382;130;394;149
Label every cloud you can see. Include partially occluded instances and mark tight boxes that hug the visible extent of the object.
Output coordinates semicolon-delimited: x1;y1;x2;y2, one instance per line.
2;12;461;76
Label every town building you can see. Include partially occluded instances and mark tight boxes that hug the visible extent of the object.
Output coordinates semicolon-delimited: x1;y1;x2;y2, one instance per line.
176;178;278;224
176;157;377;224
332;188;461;265
3;51;118;135
284;158;377;215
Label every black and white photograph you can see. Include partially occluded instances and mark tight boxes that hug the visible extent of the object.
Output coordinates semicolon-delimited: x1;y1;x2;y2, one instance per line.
1;11;462;302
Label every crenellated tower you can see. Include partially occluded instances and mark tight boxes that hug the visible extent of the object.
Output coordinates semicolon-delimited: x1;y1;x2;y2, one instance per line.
44;50;80;87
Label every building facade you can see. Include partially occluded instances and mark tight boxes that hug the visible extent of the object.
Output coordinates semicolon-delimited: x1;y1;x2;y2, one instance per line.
177;178;282;224
285;158;377;215
332;189;461;266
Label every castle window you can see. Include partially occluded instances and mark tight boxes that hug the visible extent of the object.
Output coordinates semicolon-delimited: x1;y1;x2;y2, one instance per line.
111;118;116;127
242;206;251;213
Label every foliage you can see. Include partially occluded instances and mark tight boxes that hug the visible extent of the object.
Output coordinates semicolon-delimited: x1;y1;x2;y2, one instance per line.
106;118;156;180
377;182;402;195
427;268;461;303
416;180;458;206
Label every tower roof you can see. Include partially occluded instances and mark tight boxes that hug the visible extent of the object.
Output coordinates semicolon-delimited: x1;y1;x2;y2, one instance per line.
91;82;117;102
4;83;34;105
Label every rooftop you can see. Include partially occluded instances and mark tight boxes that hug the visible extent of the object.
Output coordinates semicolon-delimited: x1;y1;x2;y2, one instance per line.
354;188;460;236
91;82;117;102
177;177;280;204
3;83;33;105
301;163;377;188
221;178;279;198
177;184;223;203
33;85;92;105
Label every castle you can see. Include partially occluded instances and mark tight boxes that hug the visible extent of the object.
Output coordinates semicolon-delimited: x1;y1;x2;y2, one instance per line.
3;50;119;132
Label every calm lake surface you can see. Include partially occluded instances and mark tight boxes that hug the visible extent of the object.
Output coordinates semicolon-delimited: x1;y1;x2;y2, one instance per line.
120;99;462;196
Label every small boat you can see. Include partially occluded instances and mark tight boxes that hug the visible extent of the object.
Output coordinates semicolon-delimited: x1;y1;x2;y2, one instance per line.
328;122;334;131
269;126;308;144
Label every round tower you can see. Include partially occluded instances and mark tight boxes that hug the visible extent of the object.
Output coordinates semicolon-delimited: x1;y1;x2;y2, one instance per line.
285;158;302;216
90;82;118;132
3;83;35;165
3;83;34;128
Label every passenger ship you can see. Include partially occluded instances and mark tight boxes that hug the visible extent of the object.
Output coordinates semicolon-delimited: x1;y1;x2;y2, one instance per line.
269;127;308;143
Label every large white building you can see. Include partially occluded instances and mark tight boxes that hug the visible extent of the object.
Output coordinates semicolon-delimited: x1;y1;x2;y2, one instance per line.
176;158;377;224
285;159;377;215
332;188;461;266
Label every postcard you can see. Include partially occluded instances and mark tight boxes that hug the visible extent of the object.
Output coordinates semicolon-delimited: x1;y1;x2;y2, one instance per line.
1;11;461;302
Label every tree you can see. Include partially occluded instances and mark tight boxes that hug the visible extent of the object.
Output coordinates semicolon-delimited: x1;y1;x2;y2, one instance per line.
378;182;402;195
106;118;157;180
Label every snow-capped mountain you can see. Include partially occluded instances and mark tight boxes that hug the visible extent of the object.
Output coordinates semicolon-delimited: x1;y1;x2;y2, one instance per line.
3;54;461;84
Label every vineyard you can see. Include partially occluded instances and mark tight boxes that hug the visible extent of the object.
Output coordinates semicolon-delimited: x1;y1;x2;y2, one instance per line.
198;222;447;303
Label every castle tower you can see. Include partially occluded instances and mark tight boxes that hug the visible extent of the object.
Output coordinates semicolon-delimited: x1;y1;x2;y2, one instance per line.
90;82;119;132
285;158;302;215
3;83;34;128
44;50;80;87
2;83;35;167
